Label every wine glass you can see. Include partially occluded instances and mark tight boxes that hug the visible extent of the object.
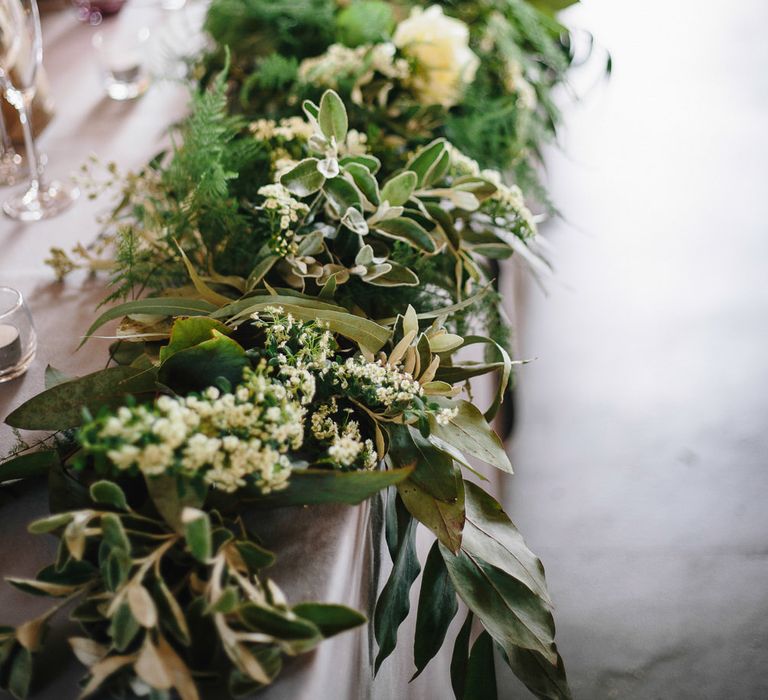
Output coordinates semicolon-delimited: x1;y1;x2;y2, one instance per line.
0;0;78;220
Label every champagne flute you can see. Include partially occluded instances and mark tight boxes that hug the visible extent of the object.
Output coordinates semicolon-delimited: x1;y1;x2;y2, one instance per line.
0;0;24;185
0;0;78;220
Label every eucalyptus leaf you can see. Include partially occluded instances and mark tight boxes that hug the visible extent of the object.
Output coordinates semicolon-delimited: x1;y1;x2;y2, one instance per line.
6;367;158;431
412;541;459;679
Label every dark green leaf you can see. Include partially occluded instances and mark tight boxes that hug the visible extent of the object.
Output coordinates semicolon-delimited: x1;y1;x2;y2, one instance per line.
109;603;140;652
464;632;497;700
6;367;158;430
239;604;320;641
499;644;572;700
398;474;465;554
158;329;248;394
101;513;130;553
234;467;412;507
183;508;212;562
344;163;380;205
413;541;459;679
0;451;58;484
292;604;366;638
158;316;233;363
234;541;275;572
450;611;473;700
146;475;207;533
373;511;420;673
90;481;129;511
324;176;362;214
381;171;417;207
406;138;449;187
7;646;32;699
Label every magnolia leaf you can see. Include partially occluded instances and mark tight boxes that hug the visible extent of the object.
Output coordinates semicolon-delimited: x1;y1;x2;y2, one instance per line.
135;636;172;690
412;541;459;679
499;643;572;700
5;367;158;430
156;635;200;700
89;481;129;511
280;158;325;196
461;335;514;421
182;508;212;563
68;637;108;667
374;217;436;253
79;653;135;698
0;451;58;484
429;400;512;473
127;583;158;629
80;298;217;347
45;365;71;389
373;508;420;673
451;611;474;700
398;476;465;554
428;332;464;353
318;90;348;144
292;604;366;638
380;171;417;207
464;632;497;699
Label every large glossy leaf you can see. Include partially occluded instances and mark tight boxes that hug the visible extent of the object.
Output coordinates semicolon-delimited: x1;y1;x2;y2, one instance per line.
398;476;465;554
80;298;217;347
429;400;513;473
450;611;473;700
5;367;158;430
374;508;420;673
412;541;459;679
158;317;232;363
235;467;413;507
463;482;551;604
158;331;248;394
0;450;58;483
440;544;558;666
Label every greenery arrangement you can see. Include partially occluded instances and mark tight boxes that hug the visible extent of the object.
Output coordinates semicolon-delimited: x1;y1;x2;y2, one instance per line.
0;1;598;698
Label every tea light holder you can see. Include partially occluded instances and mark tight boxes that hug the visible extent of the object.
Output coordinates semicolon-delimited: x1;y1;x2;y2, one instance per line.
0;287;36;383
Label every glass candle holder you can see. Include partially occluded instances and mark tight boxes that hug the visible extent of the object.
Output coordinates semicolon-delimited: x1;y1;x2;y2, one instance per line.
0;286;37;383
92;24;152;101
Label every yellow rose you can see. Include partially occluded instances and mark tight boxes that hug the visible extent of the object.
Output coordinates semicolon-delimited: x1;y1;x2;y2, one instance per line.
393;5;480;108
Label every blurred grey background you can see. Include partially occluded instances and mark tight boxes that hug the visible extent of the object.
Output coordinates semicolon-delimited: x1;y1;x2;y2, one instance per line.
500;0;768;697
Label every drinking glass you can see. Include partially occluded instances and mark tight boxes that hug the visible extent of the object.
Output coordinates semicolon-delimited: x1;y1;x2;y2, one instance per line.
0;0;78;220
0;286;36;383
0;107;25;186
92;24;151;101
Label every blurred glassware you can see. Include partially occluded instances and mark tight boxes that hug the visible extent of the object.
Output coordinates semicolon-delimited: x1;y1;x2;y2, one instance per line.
0;0;78;220
71;0;126;26
0;104;25;186
0;286;36;383
92;23;151;100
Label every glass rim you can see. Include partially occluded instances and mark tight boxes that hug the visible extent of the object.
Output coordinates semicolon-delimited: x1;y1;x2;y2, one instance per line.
0;286;24;319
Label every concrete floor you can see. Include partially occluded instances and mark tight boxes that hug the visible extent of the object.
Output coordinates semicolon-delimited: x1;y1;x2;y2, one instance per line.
501;1;768;698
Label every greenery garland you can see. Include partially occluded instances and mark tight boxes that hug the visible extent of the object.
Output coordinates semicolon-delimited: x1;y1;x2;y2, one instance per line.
0;1;600;698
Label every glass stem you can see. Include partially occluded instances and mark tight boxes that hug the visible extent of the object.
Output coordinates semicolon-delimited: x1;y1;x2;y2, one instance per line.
0;104;13;156
17;94;42;192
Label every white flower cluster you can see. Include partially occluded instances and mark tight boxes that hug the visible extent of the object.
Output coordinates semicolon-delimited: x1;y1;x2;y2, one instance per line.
435;407;459;426
333;356;423;413
258;184;310;256
83;368;307;494
299;43;409;106
249;116;315;143
311;399;377;469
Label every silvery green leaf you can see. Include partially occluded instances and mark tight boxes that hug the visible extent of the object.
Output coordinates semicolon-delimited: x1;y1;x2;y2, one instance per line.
380;171;418;207
318;90;348;144
355;244;375;267
308;133;329;154
342;207;369;235
280;158;325;197
182;507;212;563
367;201;404;225
317;157;340;179
361;264;393;282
